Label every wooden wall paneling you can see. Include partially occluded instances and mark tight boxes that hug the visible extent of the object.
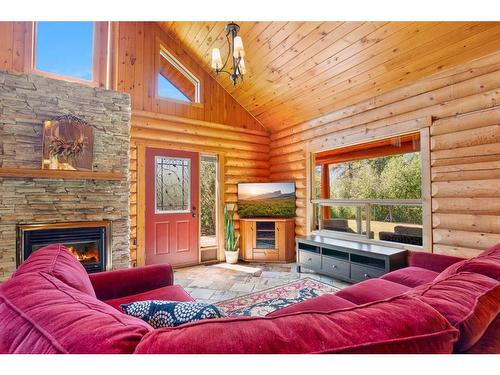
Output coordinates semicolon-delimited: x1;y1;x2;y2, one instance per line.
0;22;14;70
433;198;500;215
250;21;421;117
115;22;266;131
433;213;500;234
229;22;326;93
271;68;500;152
431;107;500;136
271;51;500;143
433;244;484;259
273;23;499;120
269;24;500;127
269;52;500;257
12;22;27;72
162;22;500;131
129;112;271;263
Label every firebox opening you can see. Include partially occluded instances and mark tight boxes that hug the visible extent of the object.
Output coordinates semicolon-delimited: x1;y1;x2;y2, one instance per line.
33;240;100;264
17;221;111;273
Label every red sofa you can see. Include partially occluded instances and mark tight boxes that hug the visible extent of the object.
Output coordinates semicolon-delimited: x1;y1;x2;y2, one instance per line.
1;243;498;354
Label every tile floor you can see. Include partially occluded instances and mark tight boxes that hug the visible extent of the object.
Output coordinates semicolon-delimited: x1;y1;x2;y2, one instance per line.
174;262;351;304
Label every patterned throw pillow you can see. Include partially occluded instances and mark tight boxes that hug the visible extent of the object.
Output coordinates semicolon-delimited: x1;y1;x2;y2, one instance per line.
121;300;224;328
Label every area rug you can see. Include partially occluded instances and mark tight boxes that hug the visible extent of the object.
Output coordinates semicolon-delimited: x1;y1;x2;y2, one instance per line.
215;277;338;317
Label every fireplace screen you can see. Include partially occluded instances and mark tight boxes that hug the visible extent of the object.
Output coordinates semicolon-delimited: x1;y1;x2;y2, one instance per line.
17;222;111;273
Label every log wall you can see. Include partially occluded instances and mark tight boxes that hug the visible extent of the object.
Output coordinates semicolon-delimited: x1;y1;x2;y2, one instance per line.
128;112;270;265
269;51;500;258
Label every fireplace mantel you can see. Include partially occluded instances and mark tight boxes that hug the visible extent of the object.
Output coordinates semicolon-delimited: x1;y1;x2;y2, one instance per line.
0;168;125;181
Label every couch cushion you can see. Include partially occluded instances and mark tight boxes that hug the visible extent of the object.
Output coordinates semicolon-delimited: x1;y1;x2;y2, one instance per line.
435;244;500;282
435;258;500;282
0;272;152;354
267;293;356;317
464;315;500;354
408;272;500;353
134;294;458;354
121;300;224;328
104;284;194;311
478;243;500;261
334;278;411;305
13;243;96;297
381;267;439;288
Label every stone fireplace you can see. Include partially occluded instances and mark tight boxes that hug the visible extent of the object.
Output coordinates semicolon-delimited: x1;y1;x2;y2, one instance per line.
17;221;112;273
0;70;131;281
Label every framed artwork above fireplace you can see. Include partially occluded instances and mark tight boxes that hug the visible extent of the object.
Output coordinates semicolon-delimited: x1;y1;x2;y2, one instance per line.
42;114;94;171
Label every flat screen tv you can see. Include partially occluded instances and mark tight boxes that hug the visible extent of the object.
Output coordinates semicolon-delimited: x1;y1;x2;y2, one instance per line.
237;182;296;218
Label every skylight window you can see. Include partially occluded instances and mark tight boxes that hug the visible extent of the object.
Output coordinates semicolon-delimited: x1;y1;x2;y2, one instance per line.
35;22;94;81
158;48;200;103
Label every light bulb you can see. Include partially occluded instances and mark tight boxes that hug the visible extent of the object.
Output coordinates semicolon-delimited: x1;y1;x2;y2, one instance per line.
239;58;246;75
233;36;245;58
211;48;222;70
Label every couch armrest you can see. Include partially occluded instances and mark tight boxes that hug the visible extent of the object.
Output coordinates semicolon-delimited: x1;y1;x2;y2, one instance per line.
89;264;174;301
408;251;464;273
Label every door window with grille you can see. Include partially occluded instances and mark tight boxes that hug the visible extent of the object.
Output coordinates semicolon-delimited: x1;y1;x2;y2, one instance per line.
155;156;191;213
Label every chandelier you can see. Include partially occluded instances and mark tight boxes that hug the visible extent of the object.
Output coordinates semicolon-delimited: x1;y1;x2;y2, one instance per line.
211;23;246;86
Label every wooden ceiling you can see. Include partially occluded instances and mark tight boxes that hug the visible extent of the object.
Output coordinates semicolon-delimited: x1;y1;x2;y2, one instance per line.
160;22;500;132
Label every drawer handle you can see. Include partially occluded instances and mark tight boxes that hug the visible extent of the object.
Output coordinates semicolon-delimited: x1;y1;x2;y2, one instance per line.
307;257;312;261
331;265;337;269
364;273;369;278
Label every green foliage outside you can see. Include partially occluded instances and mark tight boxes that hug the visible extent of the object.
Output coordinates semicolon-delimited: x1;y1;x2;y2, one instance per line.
314;153;422;224
238;197;296;218
200;157;216;236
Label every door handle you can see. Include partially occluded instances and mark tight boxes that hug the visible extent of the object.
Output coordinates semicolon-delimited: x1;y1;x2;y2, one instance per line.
191;206;197;218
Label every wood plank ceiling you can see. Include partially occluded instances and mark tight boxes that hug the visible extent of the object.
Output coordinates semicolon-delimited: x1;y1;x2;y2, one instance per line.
159;22;500;132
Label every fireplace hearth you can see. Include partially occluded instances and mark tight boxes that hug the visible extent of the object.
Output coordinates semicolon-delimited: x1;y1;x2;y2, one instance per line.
17;221;112;273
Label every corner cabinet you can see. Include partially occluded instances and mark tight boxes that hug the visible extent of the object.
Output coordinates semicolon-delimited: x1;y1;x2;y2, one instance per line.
239;218;295;262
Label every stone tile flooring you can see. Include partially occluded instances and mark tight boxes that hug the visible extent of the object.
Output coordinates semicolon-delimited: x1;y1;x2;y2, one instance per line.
174;262;351;304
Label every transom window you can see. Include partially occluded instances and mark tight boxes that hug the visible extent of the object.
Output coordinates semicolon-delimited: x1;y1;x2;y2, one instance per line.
312;133;424;247
34;22;94;81
158;47;200;103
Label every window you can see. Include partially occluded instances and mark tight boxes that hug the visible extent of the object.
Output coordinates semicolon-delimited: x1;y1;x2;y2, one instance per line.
155;156;191;213
200;155;219;253
35;22;94;81
158;48;200;103
312;133;425;247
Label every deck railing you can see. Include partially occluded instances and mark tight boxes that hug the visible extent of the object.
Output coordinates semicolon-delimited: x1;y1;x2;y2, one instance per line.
311;199;423;246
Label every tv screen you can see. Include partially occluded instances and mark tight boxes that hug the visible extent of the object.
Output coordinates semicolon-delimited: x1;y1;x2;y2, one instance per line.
237;182;296;218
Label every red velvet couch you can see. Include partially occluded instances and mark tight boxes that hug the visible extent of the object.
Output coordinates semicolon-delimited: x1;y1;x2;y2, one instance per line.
1;243;498;354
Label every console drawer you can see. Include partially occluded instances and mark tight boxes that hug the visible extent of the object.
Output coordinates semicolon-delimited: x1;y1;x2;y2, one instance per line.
350;264;386;282
321;257;350;279
298;250;321;270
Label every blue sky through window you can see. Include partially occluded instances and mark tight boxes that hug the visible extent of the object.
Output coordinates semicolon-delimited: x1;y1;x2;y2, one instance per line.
35;22;94;80
158;74;191;102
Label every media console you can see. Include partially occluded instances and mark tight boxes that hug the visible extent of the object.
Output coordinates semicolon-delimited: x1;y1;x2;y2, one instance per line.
239;218;295;262
296;235;407;283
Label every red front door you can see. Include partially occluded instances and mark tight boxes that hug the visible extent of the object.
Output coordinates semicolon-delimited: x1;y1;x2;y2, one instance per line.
145;147;199;267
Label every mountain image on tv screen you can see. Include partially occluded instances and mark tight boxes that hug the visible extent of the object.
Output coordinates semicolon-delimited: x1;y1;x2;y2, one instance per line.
237;182;296;218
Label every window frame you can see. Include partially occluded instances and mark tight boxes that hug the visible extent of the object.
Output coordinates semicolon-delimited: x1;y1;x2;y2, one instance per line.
156;43;201;105
29;21;110;87
306;124;432;252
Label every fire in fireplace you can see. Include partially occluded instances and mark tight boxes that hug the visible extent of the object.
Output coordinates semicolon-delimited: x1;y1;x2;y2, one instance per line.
17;221;111;273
